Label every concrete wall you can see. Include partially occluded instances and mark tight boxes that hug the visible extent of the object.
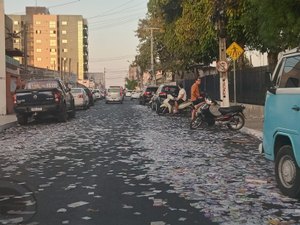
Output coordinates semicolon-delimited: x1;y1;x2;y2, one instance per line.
242;103;264;119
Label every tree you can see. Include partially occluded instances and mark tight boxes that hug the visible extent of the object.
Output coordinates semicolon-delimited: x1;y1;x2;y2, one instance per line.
125;78;138;91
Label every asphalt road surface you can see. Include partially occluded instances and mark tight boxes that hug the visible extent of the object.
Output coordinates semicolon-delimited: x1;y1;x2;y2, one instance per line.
0;99;298;225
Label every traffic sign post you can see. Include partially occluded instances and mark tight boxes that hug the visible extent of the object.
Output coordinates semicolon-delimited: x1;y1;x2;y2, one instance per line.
226;42;244;104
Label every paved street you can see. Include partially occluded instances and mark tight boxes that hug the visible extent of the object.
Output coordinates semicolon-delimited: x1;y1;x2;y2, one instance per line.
0;99;299;225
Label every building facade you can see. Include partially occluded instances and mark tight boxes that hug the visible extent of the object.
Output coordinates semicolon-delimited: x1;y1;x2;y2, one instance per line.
7;7;88;82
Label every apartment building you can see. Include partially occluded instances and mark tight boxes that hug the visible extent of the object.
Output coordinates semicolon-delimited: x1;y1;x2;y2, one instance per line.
7;7;88;81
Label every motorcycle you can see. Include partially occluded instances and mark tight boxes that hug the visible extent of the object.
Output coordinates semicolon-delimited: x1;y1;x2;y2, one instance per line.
157;94;193;115
190;97;245;130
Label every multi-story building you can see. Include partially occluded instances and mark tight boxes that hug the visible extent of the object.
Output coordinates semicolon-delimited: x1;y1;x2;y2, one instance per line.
7;6;88;81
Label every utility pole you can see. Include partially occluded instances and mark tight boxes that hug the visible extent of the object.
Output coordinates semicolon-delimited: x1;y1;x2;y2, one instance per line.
0;0;6;115
214;0;230;107
146;27;159;85
23;24;28;73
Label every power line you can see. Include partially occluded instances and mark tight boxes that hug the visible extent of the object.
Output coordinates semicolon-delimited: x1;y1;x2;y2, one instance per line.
48;0;80;9
87;0;141;20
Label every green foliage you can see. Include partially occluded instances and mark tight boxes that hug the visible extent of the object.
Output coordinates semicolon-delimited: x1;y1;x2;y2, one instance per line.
125;78;138;90
136;0;300;74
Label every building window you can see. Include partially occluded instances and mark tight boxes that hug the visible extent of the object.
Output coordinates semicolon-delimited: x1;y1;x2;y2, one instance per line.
13;39;20;43
62;30;67;35
13;21;19;25
49;21;56;28
62;39;68;44
35;21;41;25
50;30;56;38
62;21;68;25
36;39;42;43
36;30;42;34
36;48;42;53
50;40;57;46
37;57;42;62
62;48;68;53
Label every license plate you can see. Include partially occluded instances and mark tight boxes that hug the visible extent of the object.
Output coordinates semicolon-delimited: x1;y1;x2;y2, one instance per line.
31;107;43;112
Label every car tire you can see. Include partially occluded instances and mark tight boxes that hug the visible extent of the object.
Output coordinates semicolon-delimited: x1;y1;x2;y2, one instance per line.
57;104;68;122
17;114;28;125
275;145;300;198
68;101;76;118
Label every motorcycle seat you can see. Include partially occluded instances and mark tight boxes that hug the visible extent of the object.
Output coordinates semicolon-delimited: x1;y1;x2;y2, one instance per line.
178;101;192;109
218;105;245;114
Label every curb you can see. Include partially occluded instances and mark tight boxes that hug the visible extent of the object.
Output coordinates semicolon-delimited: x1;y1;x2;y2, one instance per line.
240;127;263;141
0;121;18;133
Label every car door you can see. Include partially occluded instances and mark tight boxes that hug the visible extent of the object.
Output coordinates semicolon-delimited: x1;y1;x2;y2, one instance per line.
263;53;300;161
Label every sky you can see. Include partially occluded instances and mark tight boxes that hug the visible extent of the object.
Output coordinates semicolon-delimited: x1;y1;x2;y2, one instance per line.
4;0;149;87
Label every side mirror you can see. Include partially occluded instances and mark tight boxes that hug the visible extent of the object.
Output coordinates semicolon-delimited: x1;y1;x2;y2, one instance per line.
265;72;276;94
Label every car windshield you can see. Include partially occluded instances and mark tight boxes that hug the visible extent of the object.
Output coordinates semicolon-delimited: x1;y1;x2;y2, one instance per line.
108;88;120;93
147;87;158;92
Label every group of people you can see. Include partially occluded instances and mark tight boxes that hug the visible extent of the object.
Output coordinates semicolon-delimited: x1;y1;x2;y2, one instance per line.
173;77;204;120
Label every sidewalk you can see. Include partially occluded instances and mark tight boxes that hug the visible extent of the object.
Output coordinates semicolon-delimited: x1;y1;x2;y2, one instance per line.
0;114;18;132
241;116;263;140
0;114;263;140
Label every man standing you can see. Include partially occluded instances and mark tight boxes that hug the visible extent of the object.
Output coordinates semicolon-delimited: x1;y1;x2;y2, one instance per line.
191;77;204;120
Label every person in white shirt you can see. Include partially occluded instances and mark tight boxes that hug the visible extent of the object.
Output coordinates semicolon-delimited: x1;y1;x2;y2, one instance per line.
174;82;187;113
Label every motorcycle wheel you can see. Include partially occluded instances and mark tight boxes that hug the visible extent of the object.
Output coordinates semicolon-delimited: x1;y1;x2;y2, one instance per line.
190;116;203;130
227;114;245;130
157;106;169;115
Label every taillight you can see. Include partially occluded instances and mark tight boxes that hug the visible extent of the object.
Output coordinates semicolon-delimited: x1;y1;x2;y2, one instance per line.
54;91;61;103
78;94;83;98
144;91;151;96
159;92;167;97
13;94;17;104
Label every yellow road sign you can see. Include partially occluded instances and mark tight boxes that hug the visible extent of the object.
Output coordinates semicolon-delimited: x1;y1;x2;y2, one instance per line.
226;42;244;60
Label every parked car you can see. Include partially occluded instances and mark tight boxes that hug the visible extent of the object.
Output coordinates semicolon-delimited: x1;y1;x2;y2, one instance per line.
106;86;123;104
74;83;94;106
92;89;102;100
125;90;133;97
139;86;158;105
83;87;94;106
130;91;141;100
71;88;89;109
90;89;97;102
152;84;179;112
14;78;76;125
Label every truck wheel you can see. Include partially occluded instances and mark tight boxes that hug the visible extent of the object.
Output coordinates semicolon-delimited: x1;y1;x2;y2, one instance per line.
17;114;28;125
57;104;68;122
275;145;300;198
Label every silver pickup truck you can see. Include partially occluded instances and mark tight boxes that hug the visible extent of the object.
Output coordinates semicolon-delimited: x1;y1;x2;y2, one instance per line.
14;78;76;125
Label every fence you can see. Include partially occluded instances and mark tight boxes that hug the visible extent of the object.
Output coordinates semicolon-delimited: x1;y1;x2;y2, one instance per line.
182;66;269;106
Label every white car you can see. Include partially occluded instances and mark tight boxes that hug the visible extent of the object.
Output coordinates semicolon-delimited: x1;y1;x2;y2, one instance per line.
71;88;89;109
125;90;133;97
92;89;101;99
106;87;123;104
130;91;141;100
